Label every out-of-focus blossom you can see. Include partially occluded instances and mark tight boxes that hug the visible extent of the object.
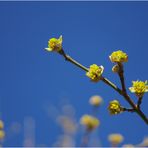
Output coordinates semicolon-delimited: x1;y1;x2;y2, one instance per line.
57;115;77;135
89;95;103;107
129;80;148;97
23;117;35;147
109;50;128;63
108;133;124;145
122;144;135;148
80;114;100;130
0;130;5;140
53;134;75;147
86;64;104;82
138;137;148;147
50;102;77;147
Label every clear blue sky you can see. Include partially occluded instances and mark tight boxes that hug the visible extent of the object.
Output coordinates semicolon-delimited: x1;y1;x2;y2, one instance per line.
0;1;148;147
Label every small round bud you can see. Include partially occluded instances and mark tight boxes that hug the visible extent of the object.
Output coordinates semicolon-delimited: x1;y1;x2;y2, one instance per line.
112;65;119;73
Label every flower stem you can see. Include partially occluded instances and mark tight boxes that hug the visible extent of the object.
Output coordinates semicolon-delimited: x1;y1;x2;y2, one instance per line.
137;96;143;109
122;107;135;112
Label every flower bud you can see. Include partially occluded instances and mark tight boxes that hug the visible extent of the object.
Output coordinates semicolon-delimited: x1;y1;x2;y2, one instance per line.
112;65;120;73
108;100;123;115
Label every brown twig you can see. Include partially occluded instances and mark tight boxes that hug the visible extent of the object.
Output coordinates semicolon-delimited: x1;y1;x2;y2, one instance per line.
59;49;89;72
117;63;127;93
137;96;143;109
122;107;135;112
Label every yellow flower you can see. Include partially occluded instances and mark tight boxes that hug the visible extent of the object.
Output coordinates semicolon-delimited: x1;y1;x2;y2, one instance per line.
86;64;104;82
45;35;63;52
109;50;128;63
108;100;123;115
0;120;4;130
108;133;124;145
0;130;5;140
89;95;103;107
129;80;148;97
80;115;100;130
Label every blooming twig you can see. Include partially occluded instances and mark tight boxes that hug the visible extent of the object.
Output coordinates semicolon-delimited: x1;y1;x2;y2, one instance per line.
45;36;148;125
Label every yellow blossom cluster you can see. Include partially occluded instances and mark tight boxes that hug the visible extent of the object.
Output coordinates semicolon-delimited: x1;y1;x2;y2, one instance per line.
45;35;63;52
129;80;148;97
86;64;104;82
45;36;148;125
109;50;128;63
108;100;123;115
80;115;100;130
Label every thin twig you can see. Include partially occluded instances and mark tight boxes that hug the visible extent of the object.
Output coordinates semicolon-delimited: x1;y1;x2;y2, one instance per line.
101;77;123;95
122;107;135;112
59;49;89;72
118;63;127;93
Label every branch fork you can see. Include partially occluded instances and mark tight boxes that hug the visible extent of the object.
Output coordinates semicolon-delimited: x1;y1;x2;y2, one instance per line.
57;48;148;125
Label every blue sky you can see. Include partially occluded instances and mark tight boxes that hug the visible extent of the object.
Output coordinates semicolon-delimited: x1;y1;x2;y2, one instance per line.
0;1;148;147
